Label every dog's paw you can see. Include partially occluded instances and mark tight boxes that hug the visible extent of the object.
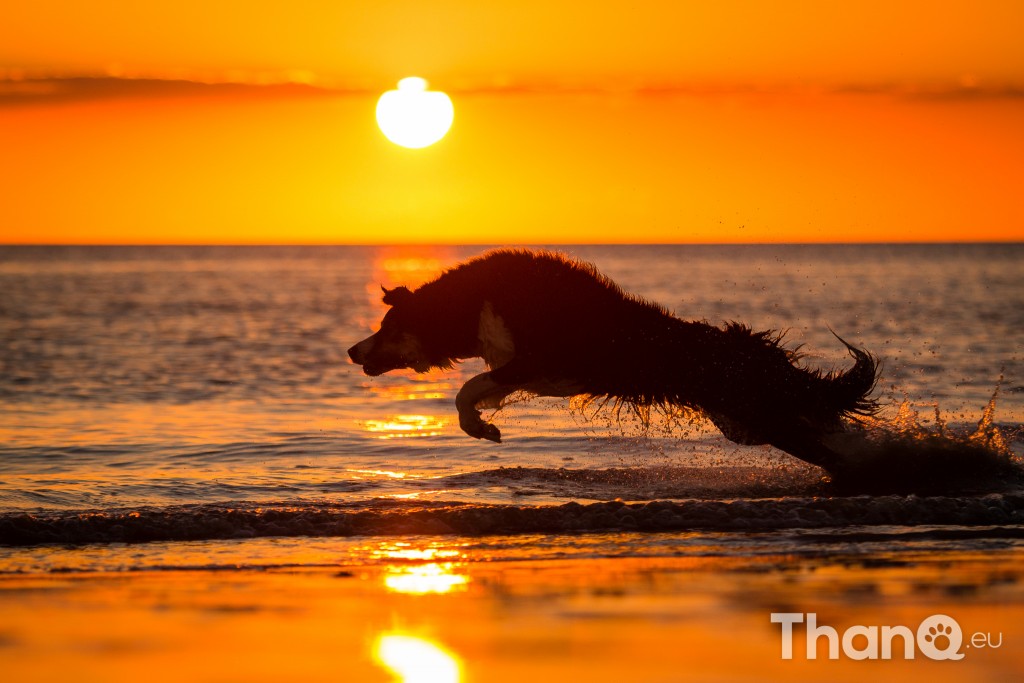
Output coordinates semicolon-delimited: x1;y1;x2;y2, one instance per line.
477;422;502;443
459;411;502;443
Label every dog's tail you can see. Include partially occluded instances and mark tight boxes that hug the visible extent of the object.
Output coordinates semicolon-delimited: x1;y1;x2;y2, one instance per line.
826;330;880;418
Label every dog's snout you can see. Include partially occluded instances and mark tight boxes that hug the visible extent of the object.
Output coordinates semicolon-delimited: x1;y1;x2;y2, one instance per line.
348;337;374;365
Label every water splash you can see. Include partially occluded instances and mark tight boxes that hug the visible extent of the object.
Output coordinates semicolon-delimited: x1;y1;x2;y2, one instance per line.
825;388;1022;494
559;379;1023;496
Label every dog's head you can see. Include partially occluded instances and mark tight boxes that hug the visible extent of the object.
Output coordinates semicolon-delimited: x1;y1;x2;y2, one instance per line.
348;286;441;376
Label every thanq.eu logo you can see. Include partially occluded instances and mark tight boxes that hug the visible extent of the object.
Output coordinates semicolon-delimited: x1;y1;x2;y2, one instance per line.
771;613;1003;661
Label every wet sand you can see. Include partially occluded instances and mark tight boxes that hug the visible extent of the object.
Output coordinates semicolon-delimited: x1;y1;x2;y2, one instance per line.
2;537;1022;681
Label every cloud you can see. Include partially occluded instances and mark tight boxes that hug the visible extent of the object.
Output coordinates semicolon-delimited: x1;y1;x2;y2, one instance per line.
3;75;1023;109
0;76;351;107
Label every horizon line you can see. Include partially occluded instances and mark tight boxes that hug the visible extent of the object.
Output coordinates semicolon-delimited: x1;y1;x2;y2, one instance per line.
3;240;1022;248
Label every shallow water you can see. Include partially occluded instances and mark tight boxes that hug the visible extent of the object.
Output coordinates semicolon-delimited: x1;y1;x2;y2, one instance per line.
1;244;1022;551
4;543;1023;683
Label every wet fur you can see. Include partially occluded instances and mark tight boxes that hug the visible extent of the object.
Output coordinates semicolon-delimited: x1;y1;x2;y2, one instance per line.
348;249;879;475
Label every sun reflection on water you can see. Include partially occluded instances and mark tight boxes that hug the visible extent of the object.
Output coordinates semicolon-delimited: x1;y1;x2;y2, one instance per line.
363;378;454;402
347;468;408;479
389;490;450;500
369;542;472;595
378;545;464;562
363;414;448;439
384;563;470;595
374;634;462;683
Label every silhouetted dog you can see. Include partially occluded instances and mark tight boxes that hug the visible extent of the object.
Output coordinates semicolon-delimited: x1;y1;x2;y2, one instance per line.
349;249;878;475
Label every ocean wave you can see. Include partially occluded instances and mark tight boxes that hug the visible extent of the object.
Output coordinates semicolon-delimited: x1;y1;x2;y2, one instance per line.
2;493;1023;548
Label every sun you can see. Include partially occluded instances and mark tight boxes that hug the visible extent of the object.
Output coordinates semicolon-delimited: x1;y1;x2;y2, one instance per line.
376;77;454;149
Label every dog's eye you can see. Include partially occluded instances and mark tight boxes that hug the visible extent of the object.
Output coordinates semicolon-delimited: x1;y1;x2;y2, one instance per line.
380;308;411;330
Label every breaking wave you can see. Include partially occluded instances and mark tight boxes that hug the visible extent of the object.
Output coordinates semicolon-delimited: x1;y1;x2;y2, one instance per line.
3;491;1023;548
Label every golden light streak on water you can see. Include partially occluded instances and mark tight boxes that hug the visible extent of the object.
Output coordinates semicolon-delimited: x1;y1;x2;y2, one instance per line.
374;633;462;683
384;563;470;595
362;414;448;439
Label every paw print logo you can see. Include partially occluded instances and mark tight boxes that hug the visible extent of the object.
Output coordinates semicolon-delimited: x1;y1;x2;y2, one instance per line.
924;623;954;649
917;614;964;660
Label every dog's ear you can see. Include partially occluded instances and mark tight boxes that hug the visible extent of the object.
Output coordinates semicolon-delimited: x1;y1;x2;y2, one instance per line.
381;285;413;307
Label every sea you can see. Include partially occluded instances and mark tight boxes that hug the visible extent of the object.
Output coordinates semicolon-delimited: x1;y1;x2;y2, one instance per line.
1;244;1022;571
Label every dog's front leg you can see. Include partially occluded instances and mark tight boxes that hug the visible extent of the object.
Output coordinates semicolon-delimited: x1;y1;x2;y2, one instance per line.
455;372;515;443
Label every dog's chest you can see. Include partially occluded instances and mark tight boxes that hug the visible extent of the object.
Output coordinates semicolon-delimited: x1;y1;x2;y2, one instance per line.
478;301;516;369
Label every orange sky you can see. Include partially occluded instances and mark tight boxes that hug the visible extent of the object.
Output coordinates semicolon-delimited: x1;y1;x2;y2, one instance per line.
2;1;1023;244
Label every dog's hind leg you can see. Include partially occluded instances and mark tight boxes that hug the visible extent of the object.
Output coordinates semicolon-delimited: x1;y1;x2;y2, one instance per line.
455;372;516;443
708;412;848;476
